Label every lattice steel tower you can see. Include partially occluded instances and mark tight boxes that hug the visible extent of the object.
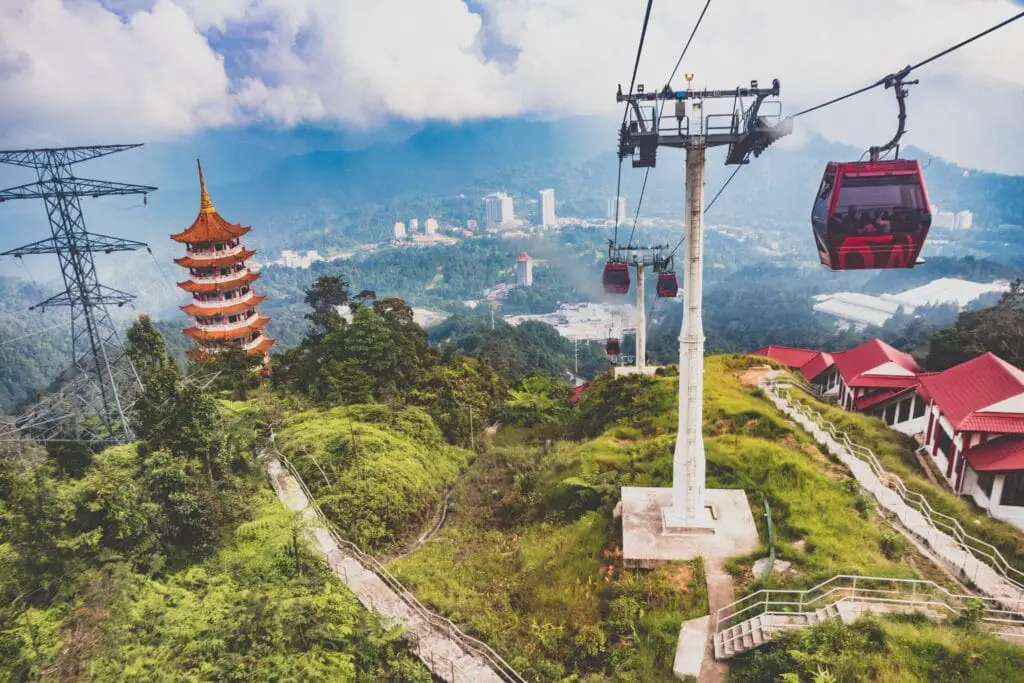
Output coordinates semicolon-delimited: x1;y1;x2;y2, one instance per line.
0;145;156;443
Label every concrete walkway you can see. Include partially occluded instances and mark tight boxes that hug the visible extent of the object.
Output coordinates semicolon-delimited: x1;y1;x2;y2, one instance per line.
266;457;508;683
761;381;1024;611
699;558;733;683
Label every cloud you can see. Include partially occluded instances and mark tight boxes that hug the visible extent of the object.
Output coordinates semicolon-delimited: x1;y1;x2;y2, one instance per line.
2;0;1023;172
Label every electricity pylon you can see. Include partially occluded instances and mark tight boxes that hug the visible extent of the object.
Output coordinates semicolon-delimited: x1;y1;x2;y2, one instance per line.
0;144;156;443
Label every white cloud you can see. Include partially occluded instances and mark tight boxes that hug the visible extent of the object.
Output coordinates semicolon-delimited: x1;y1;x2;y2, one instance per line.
2;0;1023;171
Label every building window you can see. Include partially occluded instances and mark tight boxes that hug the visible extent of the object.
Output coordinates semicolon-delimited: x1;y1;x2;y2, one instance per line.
977;472;995;498
884;404;897;424
913;398;926;418
999;472;1024;507
935;427;953;459
898;398;911;423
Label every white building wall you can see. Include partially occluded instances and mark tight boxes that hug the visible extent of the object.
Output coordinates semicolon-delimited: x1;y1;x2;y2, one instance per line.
539;189;555;227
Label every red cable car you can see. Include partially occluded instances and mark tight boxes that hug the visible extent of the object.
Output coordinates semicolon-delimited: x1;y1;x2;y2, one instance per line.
656;271;679;298
605;338;620;356
602;262;630;295
810;68;931;271
811;160;931;270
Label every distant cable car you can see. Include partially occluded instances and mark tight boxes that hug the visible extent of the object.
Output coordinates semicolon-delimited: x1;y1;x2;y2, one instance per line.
656;271;679;298
606;338;621;356
602;262;630;295
810;68;931;271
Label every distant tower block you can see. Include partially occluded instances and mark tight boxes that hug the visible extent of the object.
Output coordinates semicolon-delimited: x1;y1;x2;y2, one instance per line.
393;221;407;240
409;218;419;233
424;218;438;235
607;196;627;222
955;210;973;229
484;192;514;228
173;160;274;364
467;219;479;231
516;252;534;287
539;188;556;227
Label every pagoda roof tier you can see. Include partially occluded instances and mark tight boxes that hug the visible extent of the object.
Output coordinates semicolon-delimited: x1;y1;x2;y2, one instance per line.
170;160;252;244
181;294;265;318
184;316;271;341
177;270;259;293
247;337;276;355
175;248;256;269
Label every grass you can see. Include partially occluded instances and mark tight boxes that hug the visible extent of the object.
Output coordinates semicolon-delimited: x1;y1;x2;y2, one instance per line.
387;355;979;680
274;404;471;552
781;380;1024;576
731;614;1024;682
389;445;708;682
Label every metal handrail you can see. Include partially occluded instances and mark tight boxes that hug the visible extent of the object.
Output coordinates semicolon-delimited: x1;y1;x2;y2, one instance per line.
715;574;1024;651
267;444;527;683
763;379;1024;595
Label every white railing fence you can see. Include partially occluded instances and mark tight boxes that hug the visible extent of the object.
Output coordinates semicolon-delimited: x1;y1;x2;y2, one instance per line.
266;442;527;683
763;379;1024;596
715;574;1024;652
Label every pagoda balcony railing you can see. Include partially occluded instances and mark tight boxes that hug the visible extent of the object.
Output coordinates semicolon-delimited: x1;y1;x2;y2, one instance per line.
243;333;268;351
194;314;261;334
187;269;251;285
192;290;256;309
184;243;245;260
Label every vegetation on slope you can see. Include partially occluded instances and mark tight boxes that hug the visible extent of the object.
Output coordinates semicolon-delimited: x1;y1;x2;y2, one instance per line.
732;614;1024;683
0;317;428;681
383;356;972;681
275;404;470;551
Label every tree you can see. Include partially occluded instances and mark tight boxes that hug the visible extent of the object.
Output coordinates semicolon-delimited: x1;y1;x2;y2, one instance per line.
304;274;351;333
191;347;264;400
126;314;173;383
925;279;1024;370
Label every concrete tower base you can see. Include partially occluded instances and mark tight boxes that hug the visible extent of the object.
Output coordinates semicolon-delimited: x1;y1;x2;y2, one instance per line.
620;487;760;568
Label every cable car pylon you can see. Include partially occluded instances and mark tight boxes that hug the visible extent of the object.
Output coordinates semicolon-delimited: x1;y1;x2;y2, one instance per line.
617;76;791;559
602;239;674;376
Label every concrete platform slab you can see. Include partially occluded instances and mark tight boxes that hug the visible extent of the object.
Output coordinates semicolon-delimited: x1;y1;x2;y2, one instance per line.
621;487;761;565
614;365;663;378
673;615;710;679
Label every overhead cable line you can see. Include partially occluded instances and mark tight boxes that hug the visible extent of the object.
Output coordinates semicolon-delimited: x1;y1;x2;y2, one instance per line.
667;164;743;258
632;0;712;245
625;168;650;248
0;321;72;347
791;9;1024;119
665;0;713;88
613;0;656;243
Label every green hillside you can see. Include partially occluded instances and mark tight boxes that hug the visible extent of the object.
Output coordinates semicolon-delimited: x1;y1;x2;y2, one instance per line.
3;276;1024;682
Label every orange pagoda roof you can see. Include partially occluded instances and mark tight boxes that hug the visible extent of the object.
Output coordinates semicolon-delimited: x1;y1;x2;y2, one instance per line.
247;337;276;355
170;160;252;244
174;248;256;269
180;294;266;318
177;270;260;293
183;316;271;341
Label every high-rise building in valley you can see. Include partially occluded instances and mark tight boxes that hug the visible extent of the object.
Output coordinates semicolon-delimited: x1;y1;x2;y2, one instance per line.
424;218;438;235
393;221;407;240
516;252;534;287
485;192;514;228
539;188;556;227
607;196;626;222
173;160;273;364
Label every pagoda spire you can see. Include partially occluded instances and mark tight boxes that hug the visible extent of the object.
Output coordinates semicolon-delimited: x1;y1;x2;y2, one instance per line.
197;158;215;214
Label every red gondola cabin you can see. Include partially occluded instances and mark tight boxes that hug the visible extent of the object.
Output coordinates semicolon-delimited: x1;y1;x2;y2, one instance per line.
656;272;679;298
602;262;630;294
605;338;620;356
811;160;931;271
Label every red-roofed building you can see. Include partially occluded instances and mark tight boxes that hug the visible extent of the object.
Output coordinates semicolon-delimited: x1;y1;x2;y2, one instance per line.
917;353;1024;527
569;382;588;405
750;346;838;387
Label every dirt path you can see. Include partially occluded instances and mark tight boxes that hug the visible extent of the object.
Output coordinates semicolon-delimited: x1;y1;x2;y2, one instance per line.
386;486;454;562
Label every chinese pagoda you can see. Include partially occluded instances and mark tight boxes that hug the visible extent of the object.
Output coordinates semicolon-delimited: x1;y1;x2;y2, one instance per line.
172;160;274;363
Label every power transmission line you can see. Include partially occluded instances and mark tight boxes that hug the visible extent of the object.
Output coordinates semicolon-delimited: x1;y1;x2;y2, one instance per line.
665;0;713;88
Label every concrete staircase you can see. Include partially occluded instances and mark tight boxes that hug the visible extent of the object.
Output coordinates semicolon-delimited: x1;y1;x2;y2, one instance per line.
714;603;841;659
